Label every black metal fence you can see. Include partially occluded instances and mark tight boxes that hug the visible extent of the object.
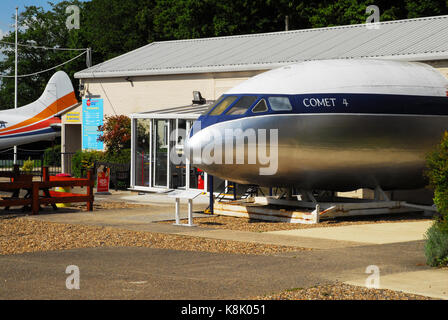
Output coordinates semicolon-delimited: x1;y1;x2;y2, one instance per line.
0;148;76;178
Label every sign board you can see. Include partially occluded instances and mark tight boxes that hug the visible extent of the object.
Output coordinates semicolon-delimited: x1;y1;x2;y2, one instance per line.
96;166;110;193
167;190;203;200
82;98;104;150
65;112;81;123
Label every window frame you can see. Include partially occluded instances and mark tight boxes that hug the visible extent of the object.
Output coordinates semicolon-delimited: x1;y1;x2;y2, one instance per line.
251;98;269;114
208;95;239;116
225;95;259;116
267;96;293;111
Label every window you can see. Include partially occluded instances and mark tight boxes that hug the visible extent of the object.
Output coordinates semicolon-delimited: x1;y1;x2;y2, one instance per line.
203;95;224;115
268;97;292;111
251;99;268;113
225;96;258;115
209;96;238;115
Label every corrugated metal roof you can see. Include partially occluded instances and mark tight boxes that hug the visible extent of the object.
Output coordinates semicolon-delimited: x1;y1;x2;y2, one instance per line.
131;103;212;118
75;15;448;79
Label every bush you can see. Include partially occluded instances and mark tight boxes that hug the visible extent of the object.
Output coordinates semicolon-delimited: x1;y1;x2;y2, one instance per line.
43;145;61;166
97;115;131;155
424;222;448;267
21;157;34;173
71;150;104;178
425;131;448;266
103;148;131;164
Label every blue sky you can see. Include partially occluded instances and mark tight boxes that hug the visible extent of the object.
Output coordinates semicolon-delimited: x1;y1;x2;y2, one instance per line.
0;1;88;38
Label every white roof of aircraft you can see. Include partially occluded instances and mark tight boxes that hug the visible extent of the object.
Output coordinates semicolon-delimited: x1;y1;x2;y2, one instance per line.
75;15;448;79
227;59;448;96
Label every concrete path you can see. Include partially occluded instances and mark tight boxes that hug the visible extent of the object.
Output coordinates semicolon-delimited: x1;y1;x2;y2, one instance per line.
26;209;364;250
95;191;210;205
346;269;448;299
0;241;436;299
267;221;433;244
14;196;446;299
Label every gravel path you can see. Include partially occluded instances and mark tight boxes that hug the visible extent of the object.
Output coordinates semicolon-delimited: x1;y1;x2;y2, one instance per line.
0;217;308;256
254;283;433;300
159;213;432;232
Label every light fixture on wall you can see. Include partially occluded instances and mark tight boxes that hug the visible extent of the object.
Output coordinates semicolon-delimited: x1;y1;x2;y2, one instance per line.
192;91;206;105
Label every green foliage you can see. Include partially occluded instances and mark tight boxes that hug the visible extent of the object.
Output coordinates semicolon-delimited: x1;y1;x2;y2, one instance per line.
71;150;104;178
425;131;448;266
424;221;448;267
43;145;61;167
103;148;131;164
0;1;88;109
426;131;448;232
97;115;131;155
1;0;447;111
21;157;34;173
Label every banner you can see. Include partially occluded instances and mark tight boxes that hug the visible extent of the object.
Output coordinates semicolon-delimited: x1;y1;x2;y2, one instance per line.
82;98;104;150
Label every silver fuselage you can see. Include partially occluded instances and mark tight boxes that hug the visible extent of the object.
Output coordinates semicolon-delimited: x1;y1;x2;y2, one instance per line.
186;112;448;191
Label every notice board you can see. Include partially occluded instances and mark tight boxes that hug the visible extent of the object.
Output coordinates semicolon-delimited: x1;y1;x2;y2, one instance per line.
82;98;104;150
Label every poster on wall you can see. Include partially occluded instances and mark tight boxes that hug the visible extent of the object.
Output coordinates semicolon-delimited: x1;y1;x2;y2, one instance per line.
82;98;104;150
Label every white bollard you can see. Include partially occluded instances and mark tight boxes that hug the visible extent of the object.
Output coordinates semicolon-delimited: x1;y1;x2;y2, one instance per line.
175;197;180;225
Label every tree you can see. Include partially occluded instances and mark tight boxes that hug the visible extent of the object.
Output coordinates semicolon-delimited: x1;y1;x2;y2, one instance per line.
1;0;447;111
0;1;88;109
97;115;131;155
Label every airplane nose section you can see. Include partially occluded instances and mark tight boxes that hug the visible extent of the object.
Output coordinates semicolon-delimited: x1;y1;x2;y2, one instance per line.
184;131;203;166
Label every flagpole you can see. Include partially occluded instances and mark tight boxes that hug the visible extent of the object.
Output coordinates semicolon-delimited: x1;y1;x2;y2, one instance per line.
13;7;18;164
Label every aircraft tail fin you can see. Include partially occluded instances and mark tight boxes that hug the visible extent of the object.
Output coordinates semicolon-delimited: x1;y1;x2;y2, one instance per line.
33;71;78;116
0;71;78;134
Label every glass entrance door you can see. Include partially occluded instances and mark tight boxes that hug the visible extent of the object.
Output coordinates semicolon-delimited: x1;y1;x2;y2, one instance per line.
171;119;187;189
152;119;169;187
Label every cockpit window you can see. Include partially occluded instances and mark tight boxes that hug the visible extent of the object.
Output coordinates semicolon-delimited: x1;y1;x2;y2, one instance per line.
203;95;224;115
225;96;258;115
251;99;268;113
209;96;238;115
268;97;292;111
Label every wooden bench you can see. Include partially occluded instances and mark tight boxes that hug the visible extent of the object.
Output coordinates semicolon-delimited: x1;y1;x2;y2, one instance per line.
0;167;94;215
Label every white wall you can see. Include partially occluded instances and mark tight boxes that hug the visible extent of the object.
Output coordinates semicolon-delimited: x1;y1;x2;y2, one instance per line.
75;70;265;117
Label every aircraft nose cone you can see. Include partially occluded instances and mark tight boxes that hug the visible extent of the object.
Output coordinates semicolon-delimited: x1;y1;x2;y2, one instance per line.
184;132;203;166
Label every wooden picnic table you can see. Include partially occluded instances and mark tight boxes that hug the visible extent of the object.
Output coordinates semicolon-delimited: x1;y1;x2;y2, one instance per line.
0;167;94;215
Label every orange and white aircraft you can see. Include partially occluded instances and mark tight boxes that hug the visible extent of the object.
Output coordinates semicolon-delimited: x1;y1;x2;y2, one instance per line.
0;71;78;149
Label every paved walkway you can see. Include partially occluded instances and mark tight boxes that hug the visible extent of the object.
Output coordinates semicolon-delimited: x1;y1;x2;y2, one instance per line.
346;269;448;300
0;242;434;299
267;221;433;244
7;192;446;299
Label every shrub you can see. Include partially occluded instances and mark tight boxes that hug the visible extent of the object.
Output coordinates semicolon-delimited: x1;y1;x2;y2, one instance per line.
426;132;448;229
21;157;34;173
97;115;131;155
71;150;104;178
424;222;448;267
103;148;131;164
425;131;448;266
43;145;61;167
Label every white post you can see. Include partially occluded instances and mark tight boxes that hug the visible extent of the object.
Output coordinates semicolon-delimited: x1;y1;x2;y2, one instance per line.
187;198;193;226
13;7;18;165
314;204;320;224
174;197;180;225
